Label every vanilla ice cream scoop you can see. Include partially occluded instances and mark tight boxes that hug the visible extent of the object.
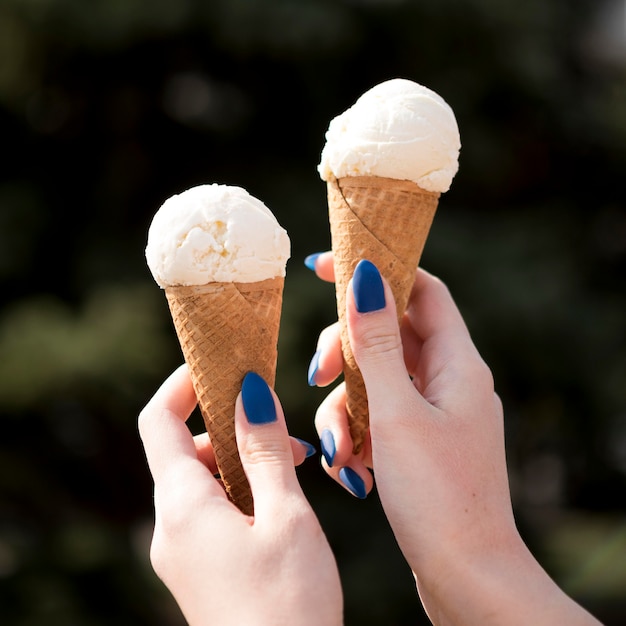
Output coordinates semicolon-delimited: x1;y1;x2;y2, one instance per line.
318;78;460;192
145;184;290;287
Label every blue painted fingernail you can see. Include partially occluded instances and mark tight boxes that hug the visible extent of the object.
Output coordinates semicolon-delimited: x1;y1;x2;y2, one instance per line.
307;350;321;386
353;260;385;313
339;467;367;499
304;253;322;271
320;428;336;467
294;438;317;459
241;372;276;424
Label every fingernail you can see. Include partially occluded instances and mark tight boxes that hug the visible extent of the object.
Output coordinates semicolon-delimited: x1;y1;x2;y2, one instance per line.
339;467;367;499
294;438;317;459
353;259;385;313
241;372;277;424
304;253;322;271
320;428;336;467
307;350;321;386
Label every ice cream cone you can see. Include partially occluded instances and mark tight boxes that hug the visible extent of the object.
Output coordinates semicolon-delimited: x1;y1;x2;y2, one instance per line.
165;276;284;515
327;175;439;453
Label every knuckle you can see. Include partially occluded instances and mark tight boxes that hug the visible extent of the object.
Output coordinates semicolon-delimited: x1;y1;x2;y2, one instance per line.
156;497;189;539
137;406;152;439
467;352;491;379
148;531;167;577
461;350;496;397
271;495;318;538
153;469;200;537
354;324;402;362
149;524;186;584
240;433;292;467
475;356;495;392
493;391;505;421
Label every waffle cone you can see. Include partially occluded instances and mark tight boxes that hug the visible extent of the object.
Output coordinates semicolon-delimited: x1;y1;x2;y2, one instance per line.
327;176;439;453
165;277;284;515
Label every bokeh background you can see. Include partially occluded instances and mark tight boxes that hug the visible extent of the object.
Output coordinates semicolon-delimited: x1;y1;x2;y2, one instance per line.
1;0;625;624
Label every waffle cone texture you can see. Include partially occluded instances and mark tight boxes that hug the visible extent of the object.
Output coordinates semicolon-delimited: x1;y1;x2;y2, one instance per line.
327;176;439;453
165;277;284;515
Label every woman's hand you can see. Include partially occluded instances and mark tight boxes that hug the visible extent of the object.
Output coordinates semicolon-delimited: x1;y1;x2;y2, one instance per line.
138;365;343;626
307;253;601;625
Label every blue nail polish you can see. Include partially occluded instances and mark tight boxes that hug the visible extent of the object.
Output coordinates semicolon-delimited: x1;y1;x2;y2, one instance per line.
304;253;322;271
320;429;336;467
307;350;321;386
294;438;317;459
353;260;385;313
339;467;367;499
241;372;277;424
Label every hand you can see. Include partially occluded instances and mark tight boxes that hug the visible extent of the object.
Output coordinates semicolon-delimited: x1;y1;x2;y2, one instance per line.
307;253;601;625
138;365;343;626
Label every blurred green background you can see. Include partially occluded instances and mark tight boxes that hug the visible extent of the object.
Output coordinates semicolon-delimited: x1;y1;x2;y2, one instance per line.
0;0;625;624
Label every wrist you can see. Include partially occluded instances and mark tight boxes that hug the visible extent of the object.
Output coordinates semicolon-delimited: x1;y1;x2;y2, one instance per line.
414;531;600;626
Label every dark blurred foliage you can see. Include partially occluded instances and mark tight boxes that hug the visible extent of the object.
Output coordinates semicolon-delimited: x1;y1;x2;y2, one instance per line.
0;0;625;623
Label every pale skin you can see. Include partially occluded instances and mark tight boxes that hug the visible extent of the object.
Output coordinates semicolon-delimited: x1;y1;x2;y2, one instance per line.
310;251;602;626
138;366;343;626
138;254;602;626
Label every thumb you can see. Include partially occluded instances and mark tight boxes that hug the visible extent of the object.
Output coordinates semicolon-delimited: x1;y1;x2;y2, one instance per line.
235;372;304;517
346;260;423;421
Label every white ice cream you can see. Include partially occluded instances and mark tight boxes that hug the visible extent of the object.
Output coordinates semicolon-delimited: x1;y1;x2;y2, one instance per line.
318;78;460;193
145;184;290;287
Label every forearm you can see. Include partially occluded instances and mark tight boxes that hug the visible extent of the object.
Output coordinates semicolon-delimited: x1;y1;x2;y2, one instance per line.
413;537;601;626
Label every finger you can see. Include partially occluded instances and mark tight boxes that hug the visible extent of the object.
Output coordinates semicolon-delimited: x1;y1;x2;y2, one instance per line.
315;384;374;498
406;268;470;341
291;437;317;465
405;269;494;412
138;364;199;480
314;383;355;469
194;431;314;472
193;432;219;474
322;455;374;499
308;322;343;387
305;250;335;282
346;261;425;426
140;364;197;434
138;365;225;499
235;372;306;518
